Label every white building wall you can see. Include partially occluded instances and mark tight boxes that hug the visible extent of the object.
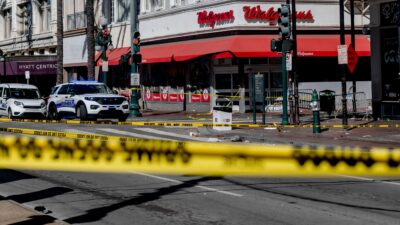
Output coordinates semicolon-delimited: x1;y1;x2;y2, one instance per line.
0;0;57;54
139;1;370;40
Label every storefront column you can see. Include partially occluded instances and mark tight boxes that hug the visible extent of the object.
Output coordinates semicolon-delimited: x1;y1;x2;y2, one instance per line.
370;2;383;119
95;66;100;81
210;86;217;111
63;68;68;83
238;59;246;113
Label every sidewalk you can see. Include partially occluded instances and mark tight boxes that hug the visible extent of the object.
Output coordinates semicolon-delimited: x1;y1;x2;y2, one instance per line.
0;199;68;225
128;110;400;148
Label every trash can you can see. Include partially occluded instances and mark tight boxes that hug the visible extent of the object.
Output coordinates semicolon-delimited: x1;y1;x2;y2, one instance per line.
213;106;232;131
319;90;335;116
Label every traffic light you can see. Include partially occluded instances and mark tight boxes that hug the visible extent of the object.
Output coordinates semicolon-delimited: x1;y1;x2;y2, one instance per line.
132;31;142;63
133;31;140;53
278;4;291;40
132;53;142;63
282;39;294;53
270;39;282;52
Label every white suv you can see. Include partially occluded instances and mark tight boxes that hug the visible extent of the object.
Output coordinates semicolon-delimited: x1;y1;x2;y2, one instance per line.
0;83;47;118
47;81;130;121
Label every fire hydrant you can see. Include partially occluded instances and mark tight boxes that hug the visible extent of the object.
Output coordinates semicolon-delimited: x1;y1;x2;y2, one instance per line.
311;89;321;134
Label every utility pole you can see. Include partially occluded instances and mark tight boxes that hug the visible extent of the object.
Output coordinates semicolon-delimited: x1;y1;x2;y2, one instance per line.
350;0;357;115
339;0;348;125
130;0;142;117
291;0;299;124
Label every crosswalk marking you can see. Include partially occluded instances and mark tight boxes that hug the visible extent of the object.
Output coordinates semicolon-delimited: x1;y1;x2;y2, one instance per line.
136;128;213;142
96;128;175;141
63;129;93;134
131;171;243;197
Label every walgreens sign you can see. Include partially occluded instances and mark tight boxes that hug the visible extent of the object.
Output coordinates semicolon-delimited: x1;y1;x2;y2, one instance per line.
197;10;235;28
197;5;314;28
243;5;314;24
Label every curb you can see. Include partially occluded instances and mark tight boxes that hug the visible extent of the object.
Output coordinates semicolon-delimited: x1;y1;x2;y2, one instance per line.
0;199;69;225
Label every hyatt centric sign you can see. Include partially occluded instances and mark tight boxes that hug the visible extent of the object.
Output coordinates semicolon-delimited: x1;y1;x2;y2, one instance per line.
16;61;57;74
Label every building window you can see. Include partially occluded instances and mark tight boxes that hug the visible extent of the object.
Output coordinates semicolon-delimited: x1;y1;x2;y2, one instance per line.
153;0;165;10
117;0;130;22
38;0;51;32
169;0;180;8
18;4;31;36
142;0;151;13
111;0;115;22
75;11;86;28
3;9;12;39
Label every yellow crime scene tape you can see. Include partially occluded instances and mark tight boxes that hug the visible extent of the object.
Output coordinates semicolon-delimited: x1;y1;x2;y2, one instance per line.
0;127;141;143
0;132;400;176
0;117;399;129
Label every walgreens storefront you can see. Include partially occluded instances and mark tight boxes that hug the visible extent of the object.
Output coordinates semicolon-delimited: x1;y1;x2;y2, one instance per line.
138;1;371;113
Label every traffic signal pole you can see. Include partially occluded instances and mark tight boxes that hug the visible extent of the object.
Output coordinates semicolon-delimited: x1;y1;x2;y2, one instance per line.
130;0;142;117
282;52;289;125
339;0;348;125
278;5;290;125
350;0;357;115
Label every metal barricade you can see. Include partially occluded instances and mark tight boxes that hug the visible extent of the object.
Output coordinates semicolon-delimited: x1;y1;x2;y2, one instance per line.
333;92;372;120
298;91;313;109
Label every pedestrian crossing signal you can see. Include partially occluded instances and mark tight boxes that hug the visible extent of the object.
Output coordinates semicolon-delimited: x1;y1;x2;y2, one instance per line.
271;39;282;52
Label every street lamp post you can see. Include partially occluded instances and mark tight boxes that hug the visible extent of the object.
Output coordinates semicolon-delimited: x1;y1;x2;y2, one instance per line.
96;17;113;84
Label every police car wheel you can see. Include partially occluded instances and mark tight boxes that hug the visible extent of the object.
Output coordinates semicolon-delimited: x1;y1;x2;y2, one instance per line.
78;104;88;120
8;109;13;119
48;104;59;120
118;115;128;122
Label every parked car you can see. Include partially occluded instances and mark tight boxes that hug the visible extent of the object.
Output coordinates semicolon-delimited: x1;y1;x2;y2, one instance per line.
0;83;47;119
47;81;130;121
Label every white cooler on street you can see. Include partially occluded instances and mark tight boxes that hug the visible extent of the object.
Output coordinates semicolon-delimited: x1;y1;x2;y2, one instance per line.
213;107;232;131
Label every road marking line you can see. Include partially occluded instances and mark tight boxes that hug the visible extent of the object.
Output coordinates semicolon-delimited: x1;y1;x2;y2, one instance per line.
97;128;175;141
131;171;243;197
137;128;212;142
337;175;400;186
63;129;93;134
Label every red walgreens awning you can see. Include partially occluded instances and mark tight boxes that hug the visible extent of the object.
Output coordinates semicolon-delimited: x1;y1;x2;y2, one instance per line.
96;47;131;66
141;35;370;63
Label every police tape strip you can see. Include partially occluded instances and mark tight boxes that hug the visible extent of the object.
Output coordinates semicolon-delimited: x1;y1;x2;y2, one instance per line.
0;117;399;129
0;134;400;176
0;127;141;143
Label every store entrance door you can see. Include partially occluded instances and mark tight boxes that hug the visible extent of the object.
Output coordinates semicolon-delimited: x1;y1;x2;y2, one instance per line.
214;72;244;108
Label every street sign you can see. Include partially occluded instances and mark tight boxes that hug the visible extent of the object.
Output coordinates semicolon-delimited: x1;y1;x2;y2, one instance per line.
25;71;30;80
25;71;30;84
347;45;359;74
254;73;265;102
102;61;109;72
286;53;292;71
130;73;140;86
337;45;348;64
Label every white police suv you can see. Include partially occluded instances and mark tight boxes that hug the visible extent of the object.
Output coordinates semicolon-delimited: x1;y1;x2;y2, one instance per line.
0;83;47;118
47;81;130;121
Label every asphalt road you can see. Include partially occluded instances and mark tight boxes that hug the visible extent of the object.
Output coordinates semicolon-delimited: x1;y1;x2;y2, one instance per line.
0;120;399;225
